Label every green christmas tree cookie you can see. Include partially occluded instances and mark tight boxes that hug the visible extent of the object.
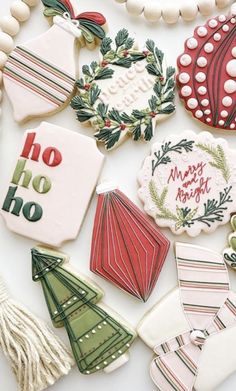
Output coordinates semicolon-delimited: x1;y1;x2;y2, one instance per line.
223;215;236;268
32;246;136;374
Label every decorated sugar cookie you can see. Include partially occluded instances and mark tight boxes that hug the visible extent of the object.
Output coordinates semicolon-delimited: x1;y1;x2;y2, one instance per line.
32;246;136;374
71;29;175;150
177;14;236;131
0;122;104;246
138;130;236;237
3;0;106;122
90;182;170;302
223;214;236;268
138;242;236;391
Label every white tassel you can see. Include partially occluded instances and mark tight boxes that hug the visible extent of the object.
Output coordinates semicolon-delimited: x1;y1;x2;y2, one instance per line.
0;276;74;391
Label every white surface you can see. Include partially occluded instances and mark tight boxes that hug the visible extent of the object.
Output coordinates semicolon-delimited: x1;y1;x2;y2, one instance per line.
0;1;236;391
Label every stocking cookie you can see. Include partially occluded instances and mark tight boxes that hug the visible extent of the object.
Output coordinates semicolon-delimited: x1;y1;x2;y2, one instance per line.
138;130;236;237
32;246;136;374
223;214;236;268
0;121;104;246
71;29;175;150
3;0;106;122
90;182;170;302
138;242;236;391
177;14;236;131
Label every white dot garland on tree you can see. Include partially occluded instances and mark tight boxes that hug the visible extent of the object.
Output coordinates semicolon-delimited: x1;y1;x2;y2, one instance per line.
0;0;39;118
114;0;235;23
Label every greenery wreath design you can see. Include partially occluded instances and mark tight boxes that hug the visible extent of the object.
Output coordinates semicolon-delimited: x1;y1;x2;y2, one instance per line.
71;29;175;150
149;139;232;231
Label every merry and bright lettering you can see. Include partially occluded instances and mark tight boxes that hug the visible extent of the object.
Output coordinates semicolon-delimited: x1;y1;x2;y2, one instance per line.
167;162;212;204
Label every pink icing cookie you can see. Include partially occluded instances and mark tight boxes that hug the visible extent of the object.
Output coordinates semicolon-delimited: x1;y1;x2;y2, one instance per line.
0;122;104;246
177;14;236;131
138;130;236;237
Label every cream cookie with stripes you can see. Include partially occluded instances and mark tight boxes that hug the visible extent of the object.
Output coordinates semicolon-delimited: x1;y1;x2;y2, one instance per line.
138;243;236;391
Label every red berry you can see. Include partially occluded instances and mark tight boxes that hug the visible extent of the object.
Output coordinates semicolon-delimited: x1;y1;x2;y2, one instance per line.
149;112;156;118
159;76;164;82
84;83;91;91
123;50;129;57
101;60;108;67
120;123;126;130
105;119;111;127
143;50;149;57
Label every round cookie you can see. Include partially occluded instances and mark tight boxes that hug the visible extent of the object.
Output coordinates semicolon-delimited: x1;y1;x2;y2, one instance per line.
177;14;236;131
138;130;236;237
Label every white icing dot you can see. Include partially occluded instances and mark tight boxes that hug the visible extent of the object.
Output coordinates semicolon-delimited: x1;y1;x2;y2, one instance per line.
231;18;236;24
98;325;102;329
85;334;89;339
86;371;90;374
104;361;107;365
179;72;190;84
201;99;209;106
209;19;218;28
79;339;83;342
195;110;203;118
219;15;226;22
230;124;236;129
187;37;198;49
219;120;225;126
96;366;100;370
222;25;229;32
224;79;236;94
204;43;214;53
204;109;211;115
198;86;207;95
181;86;192;96
222;96;232;107
195;72;206;82
221;110;228;118
206;118;211;123
214;33;221;41
197;57;207;67
180;54;192;66
232;47;236;58
92;329;96;334
187;98;198;109
226;59;236;77
112;355;116;359
197;26;207;37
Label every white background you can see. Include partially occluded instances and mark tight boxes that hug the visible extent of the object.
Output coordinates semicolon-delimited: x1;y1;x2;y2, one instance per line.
1;0;236;390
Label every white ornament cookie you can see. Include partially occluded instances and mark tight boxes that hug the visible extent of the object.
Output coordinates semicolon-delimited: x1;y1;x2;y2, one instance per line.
138;242;236;391
0;122;104;246
71;29;175;150
3;0;106;123
138;130;236;236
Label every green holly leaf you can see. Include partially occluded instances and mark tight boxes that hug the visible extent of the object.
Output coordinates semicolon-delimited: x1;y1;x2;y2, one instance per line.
77;111;94;122
115;29;129;48
145;39;155;53
132;124;142;141
146;63;160;77
112;58;132;68
160;104;175;115
101;37;112;56
132;110;146;120
121;112;133;123
95;67;114;80
82;65;92;77
90;85;100;105
76;78;84;89
166;66;175;78
96;103;108;119
91;61;98;72
153;81;162;97
108;109;122;123
149;96;158;111
70;95;86;111
79;20;106;39
41;0;68;14
144;120;153;141
125;37;134;49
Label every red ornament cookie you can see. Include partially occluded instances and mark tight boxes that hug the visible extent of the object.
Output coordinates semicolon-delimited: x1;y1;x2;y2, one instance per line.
177;14;236;131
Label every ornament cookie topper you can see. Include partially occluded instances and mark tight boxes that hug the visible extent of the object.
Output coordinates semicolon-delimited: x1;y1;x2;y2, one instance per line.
177;14;236;131
138;243;236;391
0;122;104;246
90;183;170;302
71;29;175;150
138;130;236;237
3;0;106;122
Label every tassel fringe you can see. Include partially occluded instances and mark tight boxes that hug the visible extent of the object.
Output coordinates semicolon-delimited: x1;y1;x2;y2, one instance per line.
0;277;74;391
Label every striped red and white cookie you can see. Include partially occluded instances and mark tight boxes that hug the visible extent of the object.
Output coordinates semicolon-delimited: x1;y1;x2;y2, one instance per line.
177;14;236;131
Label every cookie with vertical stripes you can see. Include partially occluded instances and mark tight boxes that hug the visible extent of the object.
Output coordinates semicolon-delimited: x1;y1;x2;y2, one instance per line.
138;243;236;391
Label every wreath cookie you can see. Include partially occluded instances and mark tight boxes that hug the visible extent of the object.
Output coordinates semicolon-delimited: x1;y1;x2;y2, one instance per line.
138;130;236;237
71;29;175;150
